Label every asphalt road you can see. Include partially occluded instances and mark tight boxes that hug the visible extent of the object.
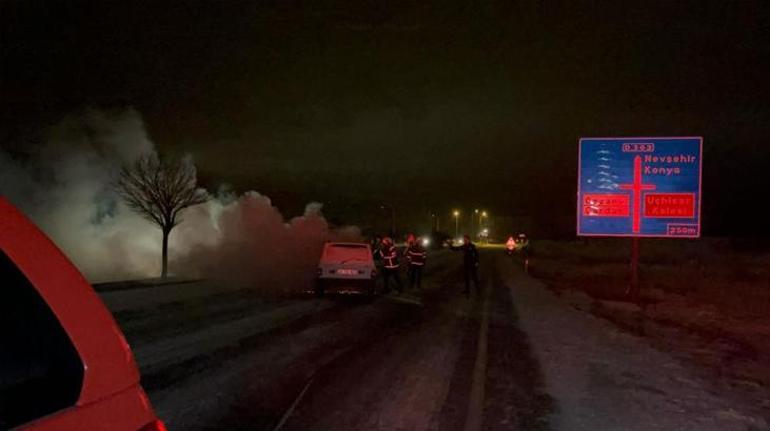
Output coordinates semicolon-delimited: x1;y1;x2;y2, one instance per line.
114;249;549;430
281;251;551;431
109;248;768;431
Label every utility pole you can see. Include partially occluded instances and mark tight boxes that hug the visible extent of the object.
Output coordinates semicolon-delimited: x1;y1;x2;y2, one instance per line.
453;210;460;238
431;212;440;231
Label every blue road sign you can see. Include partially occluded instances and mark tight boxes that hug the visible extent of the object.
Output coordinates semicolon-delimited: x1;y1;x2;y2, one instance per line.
577;137;702;238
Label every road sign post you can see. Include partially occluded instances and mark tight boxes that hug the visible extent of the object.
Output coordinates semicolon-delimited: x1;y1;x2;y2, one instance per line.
630;237;640;302
577;137;703;302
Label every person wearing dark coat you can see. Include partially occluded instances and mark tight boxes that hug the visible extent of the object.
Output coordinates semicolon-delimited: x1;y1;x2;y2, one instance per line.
448;235;480;294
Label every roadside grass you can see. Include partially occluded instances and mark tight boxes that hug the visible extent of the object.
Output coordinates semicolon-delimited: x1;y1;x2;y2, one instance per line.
531;238;770;315
529;238;770;399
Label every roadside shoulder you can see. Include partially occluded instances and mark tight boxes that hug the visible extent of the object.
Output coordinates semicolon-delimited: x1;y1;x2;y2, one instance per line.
496;256;768;431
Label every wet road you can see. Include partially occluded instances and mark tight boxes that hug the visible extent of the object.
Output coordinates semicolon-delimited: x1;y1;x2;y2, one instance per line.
116;248;769;430
280;252;551;431
129;250;550;430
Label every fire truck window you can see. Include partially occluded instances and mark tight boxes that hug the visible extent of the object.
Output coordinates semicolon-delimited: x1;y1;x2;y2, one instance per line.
0;250;84;429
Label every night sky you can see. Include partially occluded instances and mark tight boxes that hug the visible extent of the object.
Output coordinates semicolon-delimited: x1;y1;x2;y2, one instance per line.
3;1;770;236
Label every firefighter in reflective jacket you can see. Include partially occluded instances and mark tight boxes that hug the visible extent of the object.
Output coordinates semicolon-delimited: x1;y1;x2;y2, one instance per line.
376;237;403;294
505;236;516;256
406;237;427;290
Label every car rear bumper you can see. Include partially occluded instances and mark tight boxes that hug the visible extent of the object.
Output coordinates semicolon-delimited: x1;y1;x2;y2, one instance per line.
316;277;375;293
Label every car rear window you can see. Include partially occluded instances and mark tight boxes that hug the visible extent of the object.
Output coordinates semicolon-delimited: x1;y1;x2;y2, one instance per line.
323;244;371;262
0;249;84;429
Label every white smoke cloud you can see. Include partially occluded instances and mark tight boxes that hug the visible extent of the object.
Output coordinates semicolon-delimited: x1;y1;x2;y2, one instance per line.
0;108;361;287
1;108;161;280
173;193;361;292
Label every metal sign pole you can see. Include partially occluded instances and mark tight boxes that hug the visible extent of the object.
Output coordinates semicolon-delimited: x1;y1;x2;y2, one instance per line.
629;237;640;302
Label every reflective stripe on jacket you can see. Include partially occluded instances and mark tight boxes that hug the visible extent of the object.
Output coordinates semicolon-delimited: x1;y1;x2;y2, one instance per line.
407;246;427;266
380;245;400;269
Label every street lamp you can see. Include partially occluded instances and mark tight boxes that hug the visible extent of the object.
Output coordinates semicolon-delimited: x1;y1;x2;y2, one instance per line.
452;210;460;238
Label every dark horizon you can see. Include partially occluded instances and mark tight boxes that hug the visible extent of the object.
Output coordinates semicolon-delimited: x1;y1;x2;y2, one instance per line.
3;1;770;236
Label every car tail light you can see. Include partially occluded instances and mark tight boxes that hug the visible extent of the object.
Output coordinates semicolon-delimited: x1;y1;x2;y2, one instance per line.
140;419;168;431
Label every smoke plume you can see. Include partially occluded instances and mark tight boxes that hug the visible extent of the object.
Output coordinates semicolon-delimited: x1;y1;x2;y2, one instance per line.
173;193;361;291
0;108;361;287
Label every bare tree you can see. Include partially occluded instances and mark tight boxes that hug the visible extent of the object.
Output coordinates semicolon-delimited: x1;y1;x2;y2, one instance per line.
116;154;208;278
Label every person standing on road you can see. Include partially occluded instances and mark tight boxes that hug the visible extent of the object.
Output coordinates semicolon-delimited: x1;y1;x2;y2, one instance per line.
447;235;480;294
517;233;531;273
406;236;427;290
371;235;384;290
372;235;383;264
404;233;416;280
376;237;403;294
505;235;516;256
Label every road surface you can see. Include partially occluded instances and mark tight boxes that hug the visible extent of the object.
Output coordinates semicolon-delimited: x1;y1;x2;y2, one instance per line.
103;250;769;431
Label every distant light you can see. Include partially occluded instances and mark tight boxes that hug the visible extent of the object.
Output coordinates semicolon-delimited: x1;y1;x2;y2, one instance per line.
453;210;459;217
481;211;487;217
422;238;430;247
